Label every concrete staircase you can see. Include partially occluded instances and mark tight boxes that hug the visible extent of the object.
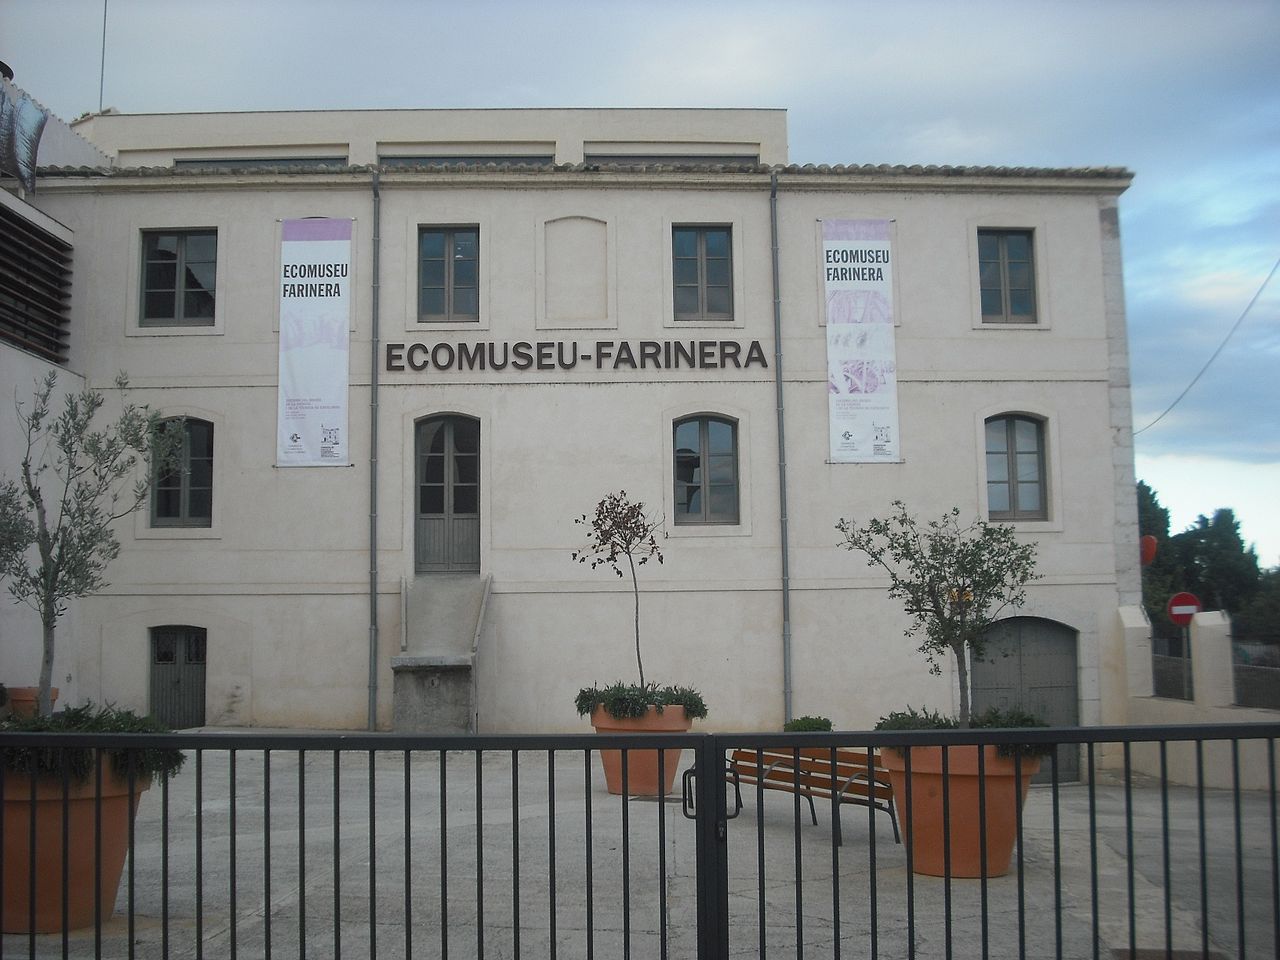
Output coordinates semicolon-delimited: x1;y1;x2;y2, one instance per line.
391;574;489;733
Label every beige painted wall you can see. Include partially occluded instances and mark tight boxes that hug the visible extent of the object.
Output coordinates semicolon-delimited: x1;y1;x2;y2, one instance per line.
72;107;790;167
15;122;1138;733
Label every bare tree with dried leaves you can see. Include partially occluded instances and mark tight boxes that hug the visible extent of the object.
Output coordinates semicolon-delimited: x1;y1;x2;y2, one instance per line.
572;491;663;688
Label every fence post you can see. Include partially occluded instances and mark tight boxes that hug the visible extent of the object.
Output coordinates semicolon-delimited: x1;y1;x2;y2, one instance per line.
693;734;729;960
1189;610;1234;707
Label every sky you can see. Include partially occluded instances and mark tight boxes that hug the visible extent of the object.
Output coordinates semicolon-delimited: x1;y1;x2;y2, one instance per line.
5;0;1279;564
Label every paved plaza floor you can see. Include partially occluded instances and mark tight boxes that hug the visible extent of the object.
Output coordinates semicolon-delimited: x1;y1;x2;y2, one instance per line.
1;739;1275;958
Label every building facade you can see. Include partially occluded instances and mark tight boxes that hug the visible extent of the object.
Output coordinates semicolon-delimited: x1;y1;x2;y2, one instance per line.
2;105;1142;735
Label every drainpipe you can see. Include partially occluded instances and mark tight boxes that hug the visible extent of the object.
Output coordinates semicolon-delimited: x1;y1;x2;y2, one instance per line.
769;171;794;723
367;170;382;731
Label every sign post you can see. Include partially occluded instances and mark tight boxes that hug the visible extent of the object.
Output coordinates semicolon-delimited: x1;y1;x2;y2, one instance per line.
1166;592;1202;700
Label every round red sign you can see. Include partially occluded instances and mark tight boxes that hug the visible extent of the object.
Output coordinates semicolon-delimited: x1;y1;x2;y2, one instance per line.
1166;591;1202;627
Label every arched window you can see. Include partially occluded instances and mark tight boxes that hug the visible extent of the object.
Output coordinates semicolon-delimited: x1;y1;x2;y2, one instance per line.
673;415;739;525
984;414;1047;521
152;418;213;527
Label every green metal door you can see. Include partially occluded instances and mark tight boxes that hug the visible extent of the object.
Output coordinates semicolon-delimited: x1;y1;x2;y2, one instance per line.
150;625;207;728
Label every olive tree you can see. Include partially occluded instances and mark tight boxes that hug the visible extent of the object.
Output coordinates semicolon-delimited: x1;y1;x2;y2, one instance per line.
837;500;1040;726
0;373;180;716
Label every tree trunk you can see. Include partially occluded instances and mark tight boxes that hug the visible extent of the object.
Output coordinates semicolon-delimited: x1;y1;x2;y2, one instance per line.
38;606;56;717
629;553;645;688
954;641;971;728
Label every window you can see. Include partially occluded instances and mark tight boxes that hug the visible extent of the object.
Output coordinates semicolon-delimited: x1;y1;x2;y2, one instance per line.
140;230;216;325
584;153;759;166
985;415;1046;520
173;157;347;170
673;416;739;524
419;227;479;322
382;155;553;168
153;419;213;527
978;229;1036;323
673;226;732;321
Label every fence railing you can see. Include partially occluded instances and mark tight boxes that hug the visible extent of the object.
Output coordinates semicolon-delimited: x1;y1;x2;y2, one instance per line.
1;724;1278;959
1152;652;1194;700
1234;643;1280;710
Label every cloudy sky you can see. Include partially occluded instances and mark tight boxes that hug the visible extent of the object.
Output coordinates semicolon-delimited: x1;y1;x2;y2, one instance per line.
6;0;1279;563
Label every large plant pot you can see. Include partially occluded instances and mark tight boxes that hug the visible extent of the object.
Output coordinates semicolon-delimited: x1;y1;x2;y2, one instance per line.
881;744;1039;878
1;764;149;933
589;705;691;796
5;687;59;718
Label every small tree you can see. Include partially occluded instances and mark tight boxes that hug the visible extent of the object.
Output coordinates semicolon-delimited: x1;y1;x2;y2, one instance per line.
837;500;1040;726
572;490;663;688
0;373;180;716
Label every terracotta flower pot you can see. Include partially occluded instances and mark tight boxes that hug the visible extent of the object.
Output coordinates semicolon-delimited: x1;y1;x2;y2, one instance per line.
881;744;1040;878
589;705;691;796
1;764;149;933
5;687;59;718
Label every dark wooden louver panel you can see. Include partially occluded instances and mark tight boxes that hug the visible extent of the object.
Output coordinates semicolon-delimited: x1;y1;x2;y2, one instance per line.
0;203;72;364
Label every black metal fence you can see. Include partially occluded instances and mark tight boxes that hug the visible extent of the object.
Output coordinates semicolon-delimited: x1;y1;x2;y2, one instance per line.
1;723;1278;959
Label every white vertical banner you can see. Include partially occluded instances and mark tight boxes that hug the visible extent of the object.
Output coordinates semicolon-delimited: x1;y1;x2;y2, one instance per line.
277;218;352;466
823;219;900;462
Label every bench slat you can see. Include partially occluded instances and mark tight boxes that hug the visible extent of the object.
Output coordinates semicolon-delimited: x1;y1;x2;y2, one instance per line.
726;746;900;844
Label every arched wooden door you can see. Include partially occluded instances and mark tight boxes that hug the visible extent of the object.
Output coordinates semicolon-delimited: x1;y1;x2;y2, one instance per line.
972;617;1079;782
415;415;480;573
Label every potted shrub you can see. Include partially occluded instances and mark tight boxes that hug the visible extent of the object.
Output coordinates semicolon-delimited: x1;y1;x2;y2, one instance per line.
837;500;1044;877
572;491;707;795
0;704;186;933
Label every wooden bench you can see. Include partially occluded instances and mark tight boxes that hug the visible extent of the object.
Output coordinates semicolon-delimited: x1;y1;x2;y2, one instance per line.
726;746;899;846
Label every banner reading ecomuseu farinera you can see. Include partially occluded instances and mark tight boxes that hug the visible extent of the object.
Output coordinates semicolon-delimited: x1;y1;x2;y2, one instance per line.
277;218;352;466
823;219;900;463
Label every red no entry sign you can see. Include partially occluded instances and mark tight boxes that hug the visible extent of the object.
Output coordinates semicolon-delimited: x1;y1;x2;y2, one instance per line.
1166;591;1202;627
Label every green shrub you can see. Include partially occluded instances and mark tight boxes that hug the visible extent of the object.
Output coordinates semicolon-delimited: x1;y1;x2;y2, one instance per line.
575;682;708;721
875;704;1052;758
0;704;186;782
874;706;957;732
783;715;833;732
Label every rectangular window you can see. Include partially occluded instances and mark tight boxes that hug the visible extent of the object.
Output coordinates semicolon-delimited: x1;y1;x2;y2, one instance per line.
140;230;217;326
673;226;733;321
978;229;1036;324
419;227;480;322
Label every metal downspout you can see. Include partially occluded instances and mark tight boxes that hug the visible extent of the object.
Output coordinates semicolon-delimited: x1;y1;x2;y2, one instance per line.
769;171;794;723
367;170;382;730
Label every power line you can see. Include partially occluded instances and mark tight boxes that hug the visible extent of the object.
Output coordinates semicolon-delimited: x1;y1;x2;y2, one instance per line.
98;0;108;113
1134;253;1280;436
